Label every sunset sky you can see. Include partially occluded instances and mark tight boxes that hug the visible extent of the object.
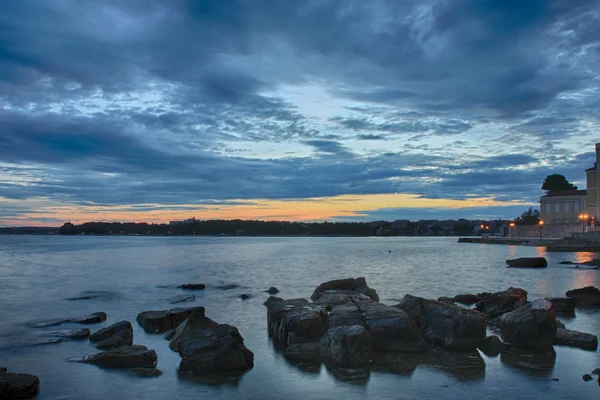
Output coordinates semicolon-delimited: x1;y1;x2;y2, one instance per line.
1;0;600;226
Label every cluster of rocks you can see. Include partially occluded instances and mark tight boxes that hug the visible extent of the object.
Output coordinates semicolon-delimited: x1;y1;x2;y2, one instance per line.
267;277;599;377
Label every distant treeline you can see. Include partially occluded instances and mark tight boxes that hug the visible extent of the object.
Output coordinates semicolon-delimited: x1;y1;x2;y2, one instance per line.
56;219;480;236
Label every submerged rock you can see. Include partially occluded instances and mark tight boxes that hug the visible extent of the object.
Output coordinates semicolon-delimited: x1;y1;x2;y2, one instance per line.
129;368;162;377
240;294;251;300
499;299;557;348
0;372;40;399
179;284;205;290
74;345;157;369
216;284;240;290
33;312;107;328
89;321;133;349
506;257;547;268
501;346;556;376
395;294;486;350
169;295;195;304
582;374;593;382
136;306;204;333
555;328;598;351
565;286;600;307
311;277;379;302
475;287;528;319
67;291;120;301
48;328;91;339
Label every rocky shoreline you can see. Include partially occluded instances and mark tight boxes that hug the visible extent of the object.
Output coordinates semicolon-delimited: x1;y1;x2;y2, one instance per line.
2;277;599;397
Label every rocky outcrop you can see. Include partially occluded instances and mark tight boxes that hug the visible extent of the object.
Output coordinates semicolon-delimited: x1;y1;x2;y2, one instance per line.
179;284;205;290
395;294;486;350
75;345;157;369
169;310;254;374
555;328;598;351
506;257;547;268
453;294;481;305
136;306;204;333
545;297;575;314
565;286;600;307
33;312;107;328
475;287;528;319
0;371;40;399
311;277;379;302
498;299;557;348
318;325;372;366
89;321;133;349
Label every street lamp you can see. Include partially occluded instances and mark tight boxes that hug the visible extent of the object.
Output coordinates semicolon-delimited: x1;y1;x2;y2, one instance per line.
538;220;544;239
509;222;515;238
579;214;589;232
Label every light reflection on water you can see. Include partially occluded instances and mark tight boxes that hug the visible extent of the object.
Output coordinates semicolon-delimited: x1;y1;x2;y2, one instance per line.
0;236;599;400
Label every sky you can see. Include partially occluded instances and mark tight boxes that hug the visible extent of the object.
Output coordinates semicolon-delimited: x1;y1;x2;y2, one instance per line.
1;0;600;226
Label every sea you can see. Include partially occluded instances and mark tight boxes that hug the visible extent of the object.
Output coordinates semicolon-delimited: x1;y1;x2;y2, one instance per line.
1;235;599;399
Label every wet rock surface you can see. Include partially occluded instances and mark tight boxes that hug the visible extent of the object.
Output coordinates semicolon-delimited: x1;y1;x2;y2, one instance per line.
555;328;598;351
169;295;196;304
499;299;557;348
565;286;600;307
74;345;158;369
453;294;482;305
500;346;556;376
89;321;133;349
395;294;486;350
136;306;204;333
318;325;372;366
475;287;528;319
33;312;107;328
0;371;40;399
311;277;379;302
506;257;547;268
169;310;254;374
545;297;575;314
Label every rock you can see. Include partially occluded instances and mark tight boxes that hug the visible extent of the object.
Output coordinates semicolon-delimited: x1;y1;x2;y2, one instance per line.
395;294;486;350
0;372;40;399
555;328;598;351
71;312;108;324
565;286;600;307
0;368;6;373
582;374;593;381
174;324;254;374
240;294;251;300
355;297;427;353
67;291;120;301
545;297;575;314
164;330;176;341
129;368;162;377
75;345;157;369
136;306;205;333
593;368;600;375
499;299;557;348
475;287;528;319
179;284;205;290
453;294;481;305
49;328;91;339
559;261;575;265
266;298;310;337
168;310;219;351
437;296;455;304
216;284;239;290
310;277;379;302
478;335;503;357
90;321;133;349
506;257;547;268
500;346;556;376
169;295;195;304
318;325;372;366
263;296;283;307
266;287;280;294
556;320;565;329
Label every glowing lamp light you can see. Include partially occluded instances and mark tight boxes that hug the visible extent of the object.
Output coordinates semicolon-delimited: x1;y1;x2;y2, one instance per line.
538;220;544;226
509;222;515;227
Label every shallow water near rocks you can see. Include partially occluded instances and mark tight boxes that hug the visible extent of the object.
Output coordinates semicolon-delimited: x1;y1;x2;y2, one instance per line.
1;235;599;399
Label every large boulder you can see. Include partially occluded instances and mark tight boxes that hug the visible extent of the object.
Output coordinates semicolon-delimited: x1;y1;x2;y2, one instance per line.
172;322;253;374
565;286;600;307
318;325;372;366
555;328;598;351
475;287;528;319
0;372;39;399
168;310;219;351
76;345;157;369
545;297;575;314
311;277;379;302
89;321;133;349
395;294;486;350
498;299;557;348
136;306;204;333
266;298;310;336
506;257;547;268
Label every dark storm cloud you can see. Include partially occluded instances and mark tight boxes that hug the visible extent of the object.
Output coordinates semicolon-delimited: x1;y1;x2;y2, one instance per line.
0;0;599;220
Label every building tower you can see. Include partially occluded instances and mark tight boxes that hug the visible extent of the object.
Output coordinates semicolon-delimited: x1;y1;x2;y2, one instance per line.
585;143;600;220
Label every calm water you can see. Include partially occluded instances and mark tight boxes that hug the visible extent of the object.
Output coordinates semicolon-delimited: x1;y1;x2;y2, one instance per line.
1;236;599;399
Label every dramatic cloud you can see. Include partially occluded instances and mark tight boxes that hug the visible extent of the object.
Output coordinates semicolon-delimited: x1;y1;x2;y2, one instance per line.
1;0;599;225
